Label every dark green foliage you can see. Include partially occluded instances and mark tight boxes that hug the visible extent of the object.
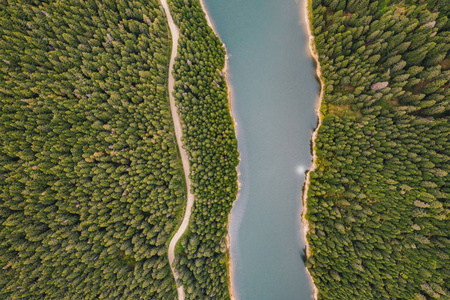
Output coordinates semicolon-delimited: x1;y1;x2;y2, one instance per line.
307;0;449;299
168;0;239;298
0;0;185;298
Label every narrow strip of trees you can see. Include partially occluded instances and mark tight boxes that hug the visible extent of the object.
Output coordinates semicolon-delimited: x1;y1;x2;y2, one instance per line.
168;0;239;298
306;0;449;299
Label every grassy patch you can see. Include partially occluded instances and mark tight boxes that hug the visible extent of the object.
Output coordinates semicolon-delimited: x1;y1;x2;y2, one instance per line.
327;103;362;120
440;59;450;70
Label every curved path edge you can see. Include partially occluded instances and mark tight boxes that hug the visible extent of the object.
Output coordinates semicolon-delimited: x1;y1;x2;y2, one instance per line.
161;1;193;299
301;0;322;299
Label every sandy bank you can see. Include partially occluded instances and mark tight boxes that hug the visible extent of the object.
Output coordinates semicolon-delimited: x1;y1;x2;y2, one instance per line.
301;0;323;299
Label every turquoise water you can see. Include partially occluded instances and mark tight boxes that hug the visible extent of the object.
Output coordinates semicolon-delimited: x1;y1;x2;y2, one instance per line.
202;0;319;299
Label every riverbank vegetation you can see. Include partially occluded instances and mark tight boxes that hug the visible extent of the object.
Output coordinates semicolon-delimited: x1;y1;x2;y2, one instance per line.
0;0;186;298
306;0;449;299
169;0;239;298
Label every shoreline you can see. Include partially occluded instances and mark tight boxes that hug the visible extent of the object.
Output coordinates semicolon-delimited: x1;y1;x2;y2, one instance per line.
160;1;195;299
198;1;240;299
301;0;323;299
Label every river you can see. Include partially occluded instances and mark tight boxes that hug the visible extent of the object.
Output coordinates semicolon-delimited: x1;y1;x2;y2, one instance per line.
201;0;319;299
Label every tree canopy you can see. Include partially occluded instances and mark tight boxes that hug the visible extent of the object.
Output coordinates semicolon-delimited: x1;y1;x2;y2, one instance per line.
0;0;187;298
169;0;239;298
306;0;449;299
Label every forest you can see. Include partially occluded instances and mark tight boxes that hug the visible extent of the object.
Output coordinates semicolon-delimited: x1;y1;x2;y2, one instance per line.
169;0;239;298
0;0;187;298
306;0;449;299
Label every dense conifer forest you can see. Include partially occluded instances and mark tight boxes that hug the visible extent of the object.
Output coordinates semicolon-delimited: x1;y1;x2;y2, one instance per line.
169;0;239;298
306;0;449;299
0;0;187;298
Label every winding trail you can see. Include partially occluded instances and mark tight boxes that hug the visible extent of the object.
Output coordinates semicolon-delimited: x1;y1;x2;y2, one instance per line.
160;1;192;299
301;0;323;299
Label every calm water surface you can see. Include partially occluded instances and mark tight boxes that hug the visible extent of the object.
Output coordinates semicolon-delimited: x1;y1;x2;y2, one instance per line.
203;0;319;299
